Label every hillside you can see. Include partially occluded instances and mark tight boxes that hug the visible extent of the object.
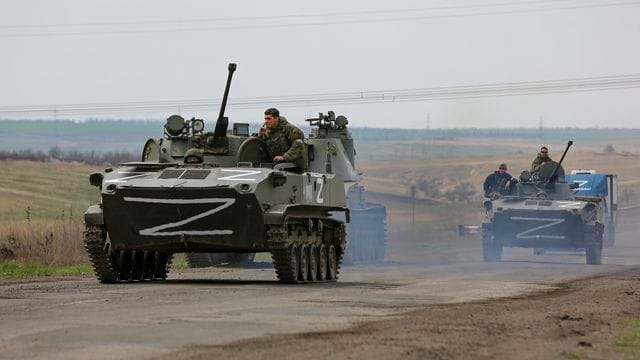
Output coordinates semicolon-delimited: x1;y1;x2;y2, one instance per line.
0;160;102;222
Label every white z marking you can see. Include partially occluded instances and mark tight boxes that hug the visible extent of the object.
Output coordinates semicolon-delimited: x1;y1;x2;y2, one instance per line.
218;169;261;181
511;216;566;239
573;180;591;191
105;171;156;183
123;197;235;236
316;178;325;204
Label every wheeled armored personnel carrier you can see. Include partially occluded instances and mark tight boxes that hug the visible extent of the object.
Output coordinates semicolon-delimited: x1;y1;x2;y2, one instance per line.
481;141;605;264
83;63;349;283
565;170;618;247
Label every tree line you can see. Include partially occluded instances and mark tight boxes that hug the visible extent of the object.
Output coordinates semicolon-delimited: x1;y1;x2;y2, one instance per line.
0;147;138;165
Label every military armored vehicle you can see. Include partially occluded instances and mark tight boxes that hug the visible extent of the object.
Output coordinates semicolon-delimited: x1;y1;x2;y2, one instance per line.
481;141;605;264
183;111;387;267
305;113;387;265
344;185;387;264
83;63;349;283
565;170;618;247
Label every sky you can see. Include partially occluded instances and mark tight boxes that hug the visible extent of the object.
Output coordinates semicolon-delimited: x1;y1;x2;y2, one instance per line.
1;0;640;129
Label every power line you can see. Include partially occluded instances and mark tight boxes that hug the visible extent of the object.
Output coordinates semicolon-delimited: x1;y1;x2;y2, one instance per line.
2;0;639;38
0;0;587;29
2;74;640;118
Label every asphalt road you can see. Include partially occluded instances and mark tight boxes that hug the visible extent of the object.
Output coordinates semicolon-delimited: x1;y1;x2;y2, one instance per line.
0;207;638;360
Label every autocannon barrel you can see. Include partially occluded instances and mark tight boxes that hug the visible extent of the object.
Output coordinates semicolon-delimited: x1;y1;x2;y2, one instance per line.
213;63;237;139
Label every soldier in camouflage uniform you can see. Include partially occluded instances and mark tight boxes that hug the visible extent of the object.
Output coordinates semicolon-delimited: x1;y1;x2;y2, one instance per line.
530;146;553;173
258;107;306;170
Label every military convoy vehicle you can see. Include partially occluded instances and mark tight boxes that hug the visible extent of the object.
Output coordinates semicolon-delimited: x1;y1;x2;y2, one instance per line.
343;185;387;264
304;113;387;265
565;170;618;247
182;110;387;268
481;141;605;264
83;63;350;283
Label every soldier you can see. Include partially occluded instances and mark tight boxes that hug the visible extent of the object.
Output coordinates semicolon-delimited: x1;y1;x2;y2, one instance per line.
184;148;204;164
530;146;553;173
483;163;514;198
258;107;306;170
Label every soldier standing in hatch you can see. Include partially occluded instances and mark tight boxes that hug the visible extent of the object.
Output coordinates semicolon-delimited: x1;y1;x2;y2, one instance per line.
530;146;553;173
258;107;306;169
483;163;514;198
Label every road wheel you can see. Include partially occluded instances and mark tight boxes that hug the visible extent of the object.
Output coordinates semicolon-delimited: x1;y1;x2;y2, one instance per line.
117;250;132;281
298;245;309;282
327;245;338;280
482;229;502;262
288;245;300;282
308;245;318;282
317;244;327;281
130;250;144;280
142;250;155;280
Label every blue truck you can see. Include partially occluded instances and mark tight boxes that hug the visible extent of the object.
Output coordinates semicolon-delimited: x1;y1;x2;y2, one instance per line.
565;170;618;247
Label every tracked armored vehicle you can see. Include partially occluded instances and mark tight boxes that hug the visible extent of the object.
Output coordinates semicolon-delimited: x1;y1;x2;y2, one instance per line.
185;111;387;267
305;112;387;265
481;141;605;265
83;63;349;283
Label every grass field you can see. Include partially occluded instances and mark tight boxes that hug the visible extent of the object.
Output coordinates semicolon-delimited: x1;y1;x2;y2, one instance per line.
0;136;639;271
0;160;102;221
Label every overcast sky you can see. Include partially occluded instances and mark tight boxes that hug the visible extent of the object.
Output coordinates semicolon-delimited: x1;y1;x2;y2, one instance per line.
2;0;640;128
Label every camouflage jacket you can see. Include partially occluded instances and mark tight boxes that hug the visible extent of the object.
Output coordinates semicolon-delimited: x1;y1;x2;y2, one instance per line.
258;118;305;166
483;171;513;196
530;154;553;173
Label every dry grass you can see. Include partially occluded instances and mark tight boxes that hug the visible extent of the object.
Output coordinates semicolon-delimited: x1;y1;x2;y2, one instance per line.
1;143;639;267
360;148;640;206
0;160;100;265
0;218;88;265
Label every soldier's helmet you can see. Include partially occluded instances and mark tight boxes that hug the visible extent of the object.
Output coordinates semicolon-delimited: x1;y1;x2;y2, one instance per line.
184;148;204;164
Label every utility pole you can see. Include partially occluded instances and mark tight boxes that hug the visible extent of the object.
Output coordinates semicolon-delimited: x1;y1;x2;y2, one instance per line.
410;185;416;233
539;116;543;139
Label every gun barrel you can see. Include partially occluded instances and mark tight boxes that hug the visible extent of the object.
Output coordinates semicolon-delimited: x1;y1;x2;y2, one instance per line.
546;140;573;186
213;63;237;138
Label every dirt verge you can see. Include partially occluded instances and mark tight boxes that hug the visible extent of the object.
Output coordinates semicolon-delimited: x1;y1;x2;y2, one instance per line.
166;267;640;360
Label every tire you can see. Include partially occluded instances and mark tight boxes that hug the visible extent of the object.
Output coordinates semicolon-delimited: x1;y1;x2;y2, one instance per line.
482;228;502;262
603;224;615;248
585;225;603;265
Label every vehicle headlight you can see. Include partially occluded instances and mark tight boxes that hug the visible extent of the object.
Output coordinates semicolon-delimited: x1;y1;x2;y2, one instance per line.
192;119;205;133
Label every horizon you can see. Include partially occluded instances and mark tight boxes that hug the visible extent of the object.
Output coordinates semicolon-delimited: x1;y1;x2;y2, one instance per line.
2;0;640;129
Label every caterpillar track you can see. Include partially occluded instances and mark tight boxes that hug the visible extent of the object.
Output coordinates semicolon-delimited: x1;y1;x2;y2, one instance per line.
269;219;345;283
84;224;173;283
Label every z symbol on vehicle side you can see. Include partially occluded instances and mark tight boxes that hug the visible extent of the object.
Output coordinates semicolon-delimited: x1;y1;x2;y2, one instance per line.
123;197;235;236
511;216;566;239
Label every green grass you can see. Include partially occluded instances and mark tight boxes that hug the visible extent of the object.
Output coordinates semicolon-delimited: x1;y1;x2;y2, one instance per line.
0;160;102;221
0;260;93;278
610;319;640;360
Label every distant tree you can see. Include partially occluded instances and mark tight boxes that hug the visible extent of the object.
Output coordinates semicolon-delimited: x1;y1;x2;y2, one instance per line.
603;144;616;154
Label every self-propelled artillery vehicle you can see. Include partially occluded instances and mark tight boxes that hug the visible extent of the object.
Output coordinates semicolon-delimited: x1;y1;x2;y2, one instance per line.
481;141;605;264
83;63;349;283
